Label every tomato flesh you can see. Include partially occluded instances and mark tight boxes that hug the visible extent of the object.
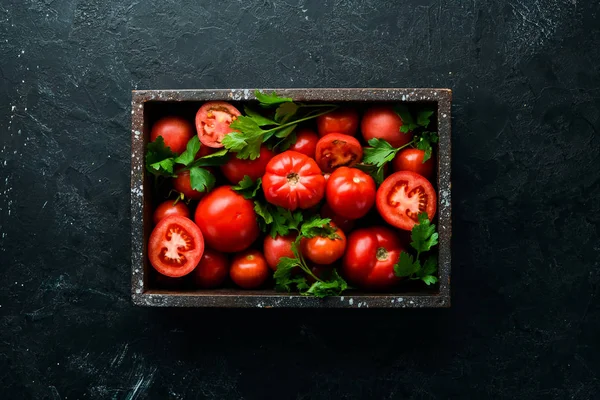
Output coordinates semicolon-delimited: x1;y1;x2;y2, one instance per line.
315;133;363;173
262;150;326;210
148;215;204;278
342;227;404;290
196;101;241;148
376;171;437;231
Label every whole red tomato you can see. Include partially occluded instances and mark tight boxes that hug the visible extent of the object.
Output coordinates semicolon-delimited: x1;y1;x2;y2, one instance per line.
194;186;260;252
172;169;206;201
316;108;359;137
190;248;229;288
153;200;190;225
325;167;376;219
321;203;355;233
315;133;363;173
262;151;326;210
361;106;413;148
376;171;437;231
220;145;274;184
196;101;241;148
301;225;347;265
263;234;296;270
230;250;270;289
148;215;204;278
150;116;194;155
393;148;434;179
342;226;404;290
289;128;319;158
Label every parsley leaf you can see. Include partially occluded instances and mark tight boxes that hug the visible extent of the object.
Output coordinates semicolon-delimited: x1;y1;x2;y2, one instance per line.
254;90;294;107
188;167;216;193
304;269;348;298
363;138;400;167
273;256;303;292
146;136;177;176
300;216;339;239
192;149;229;167
395;105;418;133
273;124;297;139
275;131;297;151
252;200;303;238
173;136;200;166
354;163;385;185
394;213;439;285
244;106;278;126
275;102;299;123
232;176;262;200
417;110;434;128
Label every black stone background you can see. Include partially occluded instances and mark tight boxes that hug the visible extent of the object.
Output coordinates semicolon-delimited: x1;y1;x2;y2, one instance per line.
1;0;599;399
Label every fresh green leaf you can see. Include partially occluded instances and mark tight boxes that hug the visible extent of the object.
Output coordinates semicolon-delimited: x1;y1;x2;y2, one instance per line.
173;136;200;166
363;138;399;168
417;110;434;128
232;176;262;200
149;158;175;175
275;131;297;151
415;131;439;162
274;257;303;292
244;106;278;126
223;115;266;159
254;201;273;226
254;90;293;107
300;216;339;239
275;102;299;123
192;148;229;167
410;213;438;254
304;273;348;298
395;105;418;133
394;252;420;277
273;124;297;139
269;207;303;238
421;275;438;285
233;135;263;160
421;254;438;277
354;163;385;185
146;136;177;176
188;167;215;193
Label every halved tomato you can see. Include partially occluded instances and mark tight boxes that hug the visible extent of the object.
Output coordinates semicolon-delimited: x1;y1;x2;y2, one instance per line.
195;101;241;148
148;215;205;278
315;133;363;173
376;171;437;231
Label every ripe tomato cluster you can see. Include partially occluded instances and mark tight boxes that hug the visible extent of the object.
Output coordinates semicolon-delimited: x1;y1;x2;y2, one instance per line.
146;98;438;294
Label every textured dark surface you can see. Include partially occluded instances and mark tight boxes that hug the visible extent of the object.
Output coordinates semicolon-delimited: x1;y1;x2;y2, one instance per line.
1;0;599;398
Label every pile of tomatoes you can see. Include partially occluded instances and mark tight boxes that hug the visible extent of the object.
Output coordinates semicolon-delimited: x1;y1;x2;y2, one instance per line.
147;100;437;292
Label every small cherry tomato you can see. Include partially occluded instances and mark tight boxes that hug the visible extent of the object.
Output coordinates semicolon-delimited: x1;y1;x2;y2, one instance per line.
315;133;363;173
392;148;435;179
194;186;260;252
376;171;437;231
172;169;206;201
361;106;413;148
325;167;376;219
321;203;355;233
150;116;194;155
153;200;190;225
230;250;270;289
301;225;347;265
289;128;319;158
220;145;275;184
342;226;404;290
196;101;241;148
262;151;326;210
191;248;229;289
263;234;297;271
317;108;359;137
148;215;205;278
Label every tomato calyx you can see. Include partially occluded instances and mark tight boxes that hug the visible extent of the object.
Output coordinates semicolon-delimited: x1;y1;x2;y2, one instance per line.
376;247;389;261
287;172;300;185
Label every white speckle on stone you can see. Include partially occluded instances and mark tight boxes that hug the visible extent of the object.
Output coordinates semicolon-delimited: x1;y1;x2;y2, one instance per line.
397;297;404;302
402;95;406;101
135;288;141;294
340;296;344;301
305;16;308;20
391;299;395;303
409;300;414;304
348;298;354;305
134;130;141;137
11;105;15;112
302;8;307;12
138;280;143;286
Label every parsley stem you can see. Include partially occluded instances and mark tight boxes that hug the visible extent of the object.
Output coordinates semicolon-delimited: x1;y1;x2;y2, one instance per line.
261;106;339;135
394;137;417;152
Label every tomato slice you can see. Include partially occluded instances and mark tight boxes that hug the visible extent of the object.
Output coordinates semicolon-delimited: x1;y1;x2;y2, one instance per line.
315;133;363;173
376;171;437;231
195;101;241;148
148;215;204;277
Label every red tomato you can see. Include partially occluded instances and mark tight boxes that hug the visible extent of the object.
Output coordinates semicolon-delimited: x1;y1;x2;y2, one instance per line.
301;225;347;265
342;227;404;290
361;106;413;148
262;151;326;210
194;186;260;252
195;101;241;148
220;145;274;184
315;133;363;173
172;169;205;201
230;250;270;289
150;116;194;155
191;248;229;288
323;173;331;183
316;108;359;137
148;215;204;278
153;200;190;225
195;144;216;159
376;171;437;231
325;167;376;219
263;234;296;271
289;128;319;158
321;203;355;233
393;148;435;179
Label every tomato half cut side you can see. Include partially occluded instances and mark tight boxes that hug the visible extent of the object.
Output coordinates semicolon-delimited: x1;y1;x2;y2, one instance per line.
148;215;205;278
196;101;241;148
315;133;363;173
376;171;437;231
